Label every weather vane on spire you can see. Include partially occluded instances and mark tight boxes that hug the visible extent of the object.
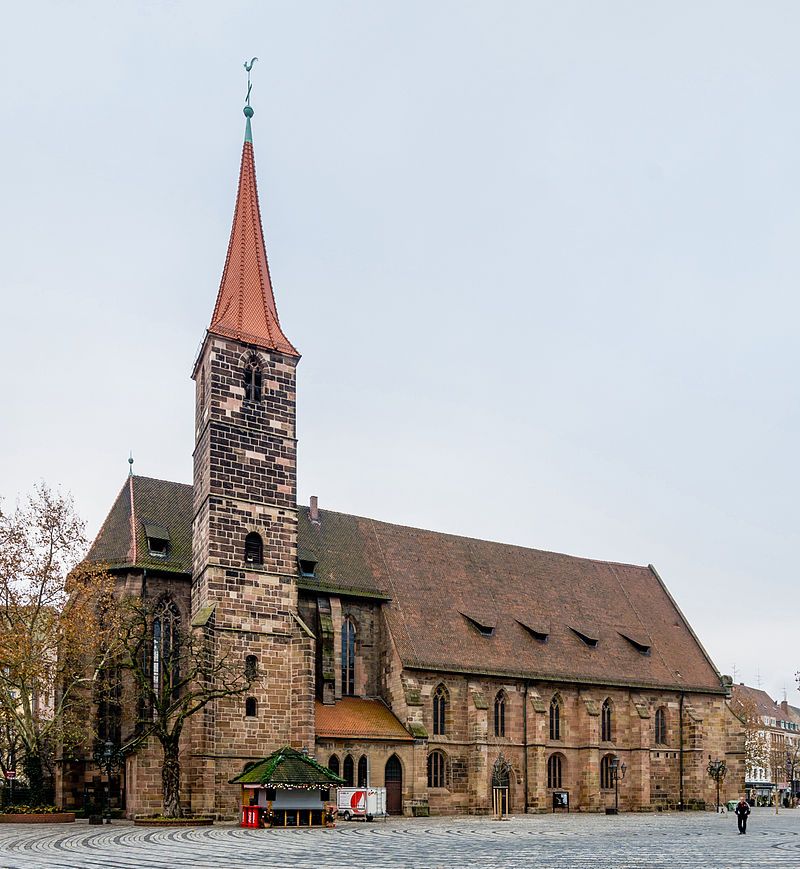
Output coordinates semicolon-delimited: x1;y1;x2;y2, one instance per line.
244;57;258;115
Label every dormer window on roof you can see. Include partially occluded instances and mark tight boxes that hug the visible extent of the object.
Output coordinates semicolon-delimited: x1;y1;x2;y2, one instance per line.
460;612;495;637
144;523;169;557
618;629;651;655
569;625;599;648
516;618;549;642
297;547;318;577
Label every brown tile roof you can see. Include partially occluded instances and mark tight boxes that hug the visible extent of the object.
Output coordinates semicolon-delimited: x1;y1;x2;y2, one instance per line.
87;476;192;575
87;477;723;693
731;684;787;722
315;697;413;741
299;507;725;694
207;122;299;356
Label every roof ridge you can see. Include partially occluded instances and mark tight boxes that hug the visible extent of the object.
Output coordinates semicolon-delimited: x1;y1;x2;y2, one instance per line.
300;504;650;571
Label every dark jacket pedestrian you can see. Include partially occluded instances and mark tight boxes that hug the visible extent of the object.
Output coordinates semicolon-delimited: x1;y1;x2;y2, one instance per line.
734;798;750;834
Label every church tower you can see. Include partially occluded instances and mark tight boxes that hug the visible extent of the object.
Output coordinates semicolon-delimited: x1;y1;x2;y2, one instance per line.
189;99;314;814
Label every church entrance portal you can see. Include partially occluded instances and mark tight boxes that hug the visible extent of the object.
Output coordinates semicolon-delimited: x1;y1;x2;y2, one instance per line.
385;755;402;815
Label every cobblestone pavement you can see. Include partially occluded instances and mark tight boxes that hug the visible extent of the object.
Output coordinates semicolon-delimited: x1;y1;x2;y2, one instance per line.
0;808;798;869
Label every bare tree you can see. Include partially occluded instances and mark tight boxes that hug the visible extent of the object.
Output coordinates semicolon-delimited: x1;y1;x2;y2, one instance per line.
0;485;117;805
730;694;769;784
113;595;253;817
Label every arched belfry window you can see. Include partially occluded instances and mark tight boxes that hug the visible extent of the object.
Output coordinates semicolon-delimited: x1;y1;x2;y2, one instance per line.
245;532;263;566
494;691;506;737
433;685;448;736
601;698;613;742
549;696;561;741
342;618;356;696
153;599;180;701
243;357;262;402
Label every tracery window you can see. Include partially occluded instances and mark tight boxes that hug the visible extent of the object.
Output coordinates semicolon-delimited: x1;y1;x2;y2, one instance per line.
600;753;616;789
549;696;561;741
427;750;446;788
433;685;448;736
547;753;563;789
243;358;262;402
655;707;667;745
494;691;506;737
601;698;613;742
152;599;180;701
342;618;356;696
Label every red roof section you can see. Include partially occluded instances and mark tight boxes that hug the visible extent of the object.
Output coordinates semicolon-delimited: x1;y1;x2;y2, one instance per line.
315;698;413;741
208;127;298;356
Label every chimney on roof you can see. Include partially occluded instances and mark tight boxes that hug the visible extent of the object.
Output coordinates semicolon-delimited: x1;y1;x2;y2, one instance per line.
309;495;320;525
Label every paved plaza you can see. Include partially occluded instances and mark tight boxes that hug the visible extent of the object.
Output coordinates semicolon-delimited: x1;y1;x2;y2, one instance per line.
0;808;798;868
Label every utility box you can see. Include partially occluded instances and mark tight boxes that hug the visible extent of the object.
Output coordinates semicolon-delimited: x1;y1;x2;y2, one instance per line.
336;788;387;821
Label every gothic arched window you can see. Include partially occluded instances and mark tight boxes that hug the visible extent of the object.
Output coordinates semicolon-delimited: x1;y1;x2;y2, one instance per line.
152;599;180;701
243;358;262;402
342;618;356;696
427;750;446;788
547;753;563;789
494;691;506;737
549;696;561;741
601;698;613;742
343;755;355;787
600;753;616;789
433;685;448;736
655;707;667;745
358;755;368;787
245;532;263;565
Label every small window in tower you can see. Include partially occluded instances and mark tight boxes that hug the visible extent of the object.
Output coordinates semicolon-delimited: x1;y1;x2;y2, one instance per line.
245;532;263;565
243;358;262;402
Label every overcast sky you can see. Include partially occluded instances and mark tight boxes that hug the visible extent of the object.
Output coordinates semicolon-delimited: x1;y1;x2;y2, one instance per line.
1;1;798;704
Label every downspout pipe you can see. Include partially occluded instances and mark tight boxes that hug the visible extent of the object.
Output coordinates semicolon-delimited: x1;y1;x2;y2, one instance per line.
523;682;528;813
679;691;685;811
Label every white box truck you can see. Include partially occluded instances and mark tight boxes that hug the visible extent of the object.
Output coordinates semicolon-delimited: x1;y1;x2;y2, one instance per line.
336;787;386;821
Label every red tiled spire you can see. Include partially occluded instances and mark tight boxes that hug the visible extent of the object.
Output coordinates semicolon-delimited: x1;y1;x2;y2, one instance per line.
207;113;299;357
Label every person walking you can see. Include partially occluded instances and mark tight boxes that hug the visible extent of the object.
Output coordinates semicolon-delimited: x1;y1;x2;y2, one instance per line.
735;797;750;834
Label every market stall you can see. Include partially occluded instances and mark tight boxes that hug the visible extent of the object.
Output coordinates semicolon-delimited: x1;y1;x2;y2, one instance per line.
230;747;344;828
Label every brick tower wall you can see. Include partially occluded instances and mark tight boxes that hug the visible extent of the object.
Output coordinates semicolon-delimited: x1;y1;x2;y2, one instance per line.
190;336;314;817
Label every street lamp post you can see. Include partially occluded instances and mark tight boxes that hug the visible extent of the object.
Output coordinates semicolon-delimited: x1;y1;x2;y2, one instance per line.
609;756;627;814
706;757;727;812
103;741;114;824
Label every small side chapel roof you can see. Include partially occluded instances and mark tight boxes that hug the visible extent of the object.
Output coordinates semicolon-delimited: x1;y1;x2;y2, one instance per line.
205;113;299;357
315;697;414;742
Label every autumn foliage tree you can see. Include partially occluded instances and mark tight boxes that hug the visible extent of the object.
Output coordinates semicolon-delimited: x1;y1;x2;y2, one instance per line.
112;595;254;818
0;485;117;805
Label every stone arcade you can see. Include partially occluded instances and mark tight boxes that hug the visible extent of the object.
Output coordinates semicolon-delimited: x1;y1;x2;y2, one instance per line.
57;104;744;817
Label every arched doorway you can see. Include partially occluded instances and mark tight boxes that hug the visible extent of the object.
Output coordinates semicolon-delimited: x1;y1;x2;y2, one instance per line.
385;755;403;815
